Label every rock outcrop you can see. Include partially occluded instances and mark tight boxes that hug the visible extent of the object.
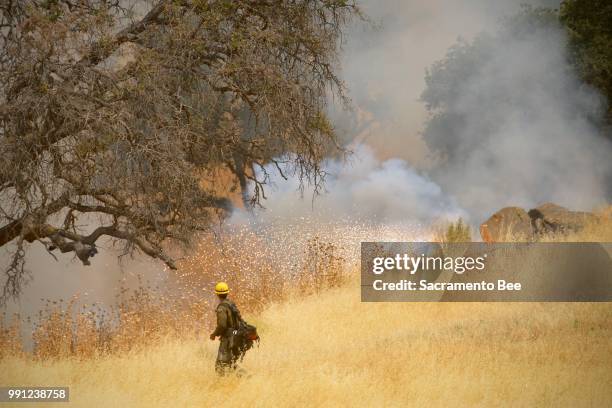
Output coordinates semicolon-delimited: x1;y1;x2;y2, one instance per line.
481;203;598;242
480;207;533;242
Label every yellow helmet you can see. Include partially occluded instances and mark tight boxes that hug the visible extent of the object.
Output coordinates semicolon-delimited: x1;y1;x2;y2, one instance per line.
214;282;230;295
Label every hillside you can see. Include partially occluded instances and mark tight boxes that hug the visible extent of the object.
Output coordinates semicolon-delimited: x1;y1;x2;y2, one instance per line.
2;278;611;407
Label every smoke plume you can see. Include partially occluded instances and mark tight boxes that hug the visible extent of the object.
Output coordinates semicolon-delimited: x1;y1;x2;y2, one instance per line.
241;145;464;225
259;0;611;223
420;10;612;220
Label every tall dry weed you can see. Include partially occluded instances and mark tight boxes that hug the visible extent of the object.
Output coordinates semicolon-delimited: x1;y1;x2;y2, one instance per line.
2;232;347;360
0;312;23;359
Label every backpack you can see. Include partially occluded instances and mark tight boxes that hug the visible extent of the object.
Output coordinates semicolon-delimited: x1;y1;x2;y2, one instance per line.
225;301;260;362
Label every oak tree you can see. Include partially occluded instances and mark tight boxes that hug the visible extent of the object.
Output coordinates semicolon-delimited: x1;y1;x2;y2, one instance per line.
0;0;359;302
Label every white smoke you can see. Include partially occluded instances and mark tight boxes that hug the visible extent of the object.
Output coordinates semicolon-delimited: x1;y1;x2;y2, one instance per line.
267;0;611;224
333;0;560;164
241;145;464;225
420;13;612;220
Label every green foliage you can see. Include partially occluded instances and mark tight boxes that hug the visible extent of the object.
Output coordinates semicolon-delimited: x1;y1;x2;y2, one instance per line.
445;219;472;243
560;0;612;122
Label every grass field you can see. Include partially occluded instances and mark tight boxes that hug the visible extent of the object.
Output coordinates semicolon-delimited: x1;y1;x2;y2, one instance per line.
2;276;611;407
2;213;612;407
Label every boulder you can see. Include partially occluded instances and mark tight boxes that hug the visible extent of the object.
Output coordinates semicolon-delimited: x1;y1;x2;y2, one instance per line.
528;203;598;236
481;203;599;242
480;207;533;242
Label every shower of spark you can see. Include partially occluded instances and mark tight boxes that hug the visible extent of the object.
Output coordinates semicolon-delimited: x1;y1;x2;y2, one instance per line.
175;216;433;305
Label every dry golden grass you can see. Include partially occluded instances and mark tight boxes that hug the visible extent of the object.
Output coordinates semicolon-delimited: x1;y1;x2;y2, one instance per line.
0;313;22;359
1;276;611;407
0;234;346;360
1;214;611;407
541;207;612;242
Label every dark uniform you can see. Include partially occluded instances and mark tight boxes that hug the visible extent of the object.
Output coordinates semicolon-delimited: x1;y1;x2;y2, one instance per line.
211;298;240;375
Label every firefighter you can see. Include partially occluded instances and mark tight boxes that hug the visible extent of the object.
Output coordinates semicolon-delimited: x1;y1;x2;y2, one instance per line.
209;281;241;375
